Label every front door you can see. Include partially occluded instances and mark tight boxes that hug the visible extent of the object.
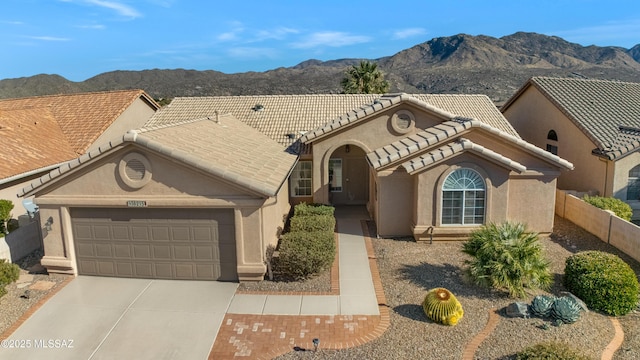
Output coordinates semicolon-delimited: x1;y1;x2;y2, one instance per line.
329;146;369;205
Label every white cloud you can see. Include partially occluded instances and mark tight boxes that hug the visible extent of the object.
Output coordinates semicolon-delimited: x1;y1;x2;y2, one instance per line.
554;19;640;47
291;31;371;49
254;27;299;41
25;36;71;41
1;20;24;25
84;0;141;18
217;21;245;42
393;27;427;40
227;47;278;59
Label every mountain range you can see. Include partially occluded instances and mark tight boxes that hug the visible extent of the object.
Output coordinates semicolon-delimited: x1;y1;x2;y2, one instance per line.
2;32;640;105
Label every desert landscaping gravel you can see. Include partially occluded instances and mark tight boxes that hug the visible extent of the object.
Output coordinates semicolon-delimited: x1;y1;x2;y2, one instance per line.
276;216;640;359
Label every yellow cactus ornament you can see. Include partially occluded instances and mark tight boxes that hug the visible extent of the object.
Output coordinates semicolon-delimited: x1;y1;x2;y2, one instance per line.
423;288;464;326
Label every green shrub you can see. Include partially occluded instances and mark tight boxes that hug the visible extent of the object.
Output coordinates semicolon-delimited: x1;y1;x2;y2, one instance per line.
516;342;593;360
0;286;6;298
293;202;335;217
289;214;336;233
277;230;335;280
583;195;632;221
564;251;639;316
0;259;20;286
462;222;552;298
0;200;14;235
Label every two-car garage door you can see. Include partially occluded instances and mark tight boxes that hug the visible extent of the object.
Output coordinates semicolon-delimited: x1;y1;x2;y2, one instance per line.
71;208;237;281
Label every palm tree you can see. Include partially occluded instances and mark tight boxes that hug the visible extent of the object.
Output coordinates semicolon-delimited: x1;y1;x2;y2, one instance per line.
340;60;390;94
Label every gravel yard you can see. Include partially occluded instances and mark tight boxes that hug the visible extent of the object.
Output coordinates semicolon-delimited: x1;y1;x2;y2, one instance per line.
0;250;70;337
276;216;640;359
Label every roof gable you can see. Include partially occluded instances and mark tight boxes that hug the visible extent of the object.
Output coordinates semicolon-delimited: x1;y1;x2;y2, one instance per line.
502;77;640;159
367;118;573;173
300;93;519;144
0;90;159;181
20;114;297;198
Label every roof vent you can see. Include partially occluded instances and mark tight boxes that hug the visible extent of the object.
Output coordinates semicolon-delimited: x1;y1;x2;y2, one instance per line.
286;133;296;139
252;104;264;112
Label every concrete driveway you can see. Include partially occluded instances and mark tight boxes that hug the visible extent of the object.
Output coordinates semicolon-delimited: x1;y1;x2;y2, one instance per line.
0;276;238;360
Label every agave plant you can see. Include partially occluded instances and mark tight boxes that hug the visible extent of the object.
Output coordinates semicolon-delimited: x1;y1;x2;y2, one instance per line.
530;295;556;318
462;222;552;298
551;296;582;324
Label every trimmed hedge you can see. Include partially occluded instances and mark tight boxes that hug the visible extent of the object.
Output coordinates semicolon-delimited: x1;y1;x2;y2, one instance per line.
293;202;335;217
289;214;336;233
564;251;639;316
583;195;632;221
515;342;593;360
277;230;335;280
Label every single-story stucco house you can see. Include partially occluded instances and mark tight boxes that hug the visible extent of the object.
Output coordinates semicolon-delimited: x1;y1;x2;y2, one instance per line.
0;90;159;216
0;90;159;262
20;93;573;281
501;77;640;218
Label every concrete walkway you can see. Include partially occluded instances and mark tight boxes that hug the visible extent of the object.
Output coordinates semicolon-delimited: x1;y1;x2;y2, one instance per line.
227;216;379;316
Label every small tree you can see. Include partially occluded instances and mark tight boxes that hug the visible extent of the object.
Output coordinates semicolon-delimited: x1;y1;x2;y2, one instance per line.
340;60;390;94
0;200;14;235
462;222;552;298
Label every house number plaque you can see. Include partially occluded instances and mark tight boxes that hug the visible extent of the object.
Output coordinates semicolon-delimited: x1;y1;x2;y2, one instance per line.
126;200;147;207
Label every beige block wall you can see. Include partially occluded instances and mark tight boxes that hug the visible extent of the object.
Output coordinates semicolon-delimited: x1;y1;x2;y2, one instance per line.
556;190;640;264
0;181;32;217
504;87;606;194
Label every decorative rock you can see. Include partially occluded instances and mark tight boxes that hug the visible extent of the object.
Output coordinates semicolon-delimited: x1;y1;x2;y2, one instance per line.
16;274;34;284
30;281;55;291
560;291;589;313
505;302;530;318
28;263;47;274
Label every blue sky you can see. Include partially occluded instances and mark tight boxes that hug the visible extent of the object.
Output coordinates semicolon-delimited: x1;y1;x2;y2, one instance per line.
2;0;640;81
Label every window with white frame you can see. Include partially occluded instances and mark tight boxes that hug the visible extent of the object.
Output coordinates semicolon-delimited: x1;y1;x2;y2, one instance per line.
328;159;342;192
627;165;640;201
442;168;486;225
290;161;312;197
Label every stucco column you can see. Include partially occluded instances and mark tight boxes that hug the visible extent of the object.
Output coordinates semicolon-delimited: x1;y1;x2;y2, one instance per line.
39;206;75;275
234;207;267;281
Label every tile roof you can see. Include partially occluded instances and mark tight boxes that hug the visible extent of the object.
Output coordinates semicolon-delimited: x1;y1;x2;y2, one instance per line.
146;93;519;149
0;90;159;181
300;93;520;144
367;119;573;172
20;114;297;198
502;77;640;160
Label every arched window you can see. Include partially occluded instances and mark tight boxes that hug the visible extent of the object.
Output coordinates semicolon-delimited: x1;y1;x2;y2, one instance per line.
627;165;640;201
442;169;486;225
546;130;558;155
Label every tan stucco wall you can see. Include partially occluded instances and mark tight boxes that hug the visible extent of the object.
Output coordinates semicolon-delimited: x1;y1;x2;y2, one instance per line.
0;180;34;217
374;168;414;236
503;87;606;194
412;155;511;240
310;104;447;205
507;175;557;232
33;145;282;281
88;98;157;152
612;152;640;200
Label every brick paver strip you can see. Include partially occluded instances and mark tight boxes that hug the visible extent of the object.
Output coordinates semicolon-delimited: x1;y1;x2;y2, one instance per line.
461;309;500;360
602;318;624;360
0;275;74;341
209;220;390;359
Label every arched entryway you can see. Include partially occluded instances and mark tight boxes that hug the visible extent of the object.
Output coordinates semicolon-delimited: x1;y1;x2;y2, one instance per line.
327;144;369;205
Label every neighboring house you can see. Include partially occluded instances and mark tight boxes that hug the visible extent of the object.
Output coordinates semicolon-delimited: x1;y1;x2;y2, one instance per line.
501;77;640;217
0;90;160;216
20;93;572;281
